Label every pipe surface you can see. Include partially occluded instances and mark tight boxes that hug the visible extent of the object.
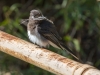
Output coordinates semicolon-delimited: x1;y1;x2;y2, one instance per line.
0;31;100;75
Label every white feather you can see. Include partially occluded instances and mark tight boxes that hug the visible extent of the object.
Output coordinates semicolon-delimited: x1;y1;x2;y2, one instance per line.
28;27;49;47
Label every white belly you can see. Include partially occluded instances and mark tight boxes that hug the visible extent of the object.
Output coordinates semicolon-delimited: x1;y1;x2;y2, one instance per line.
28;30;49;47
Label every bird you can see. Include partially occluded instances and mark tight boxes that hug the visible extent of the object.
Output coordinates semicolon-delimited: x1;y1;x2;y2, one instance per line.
26;9;79;60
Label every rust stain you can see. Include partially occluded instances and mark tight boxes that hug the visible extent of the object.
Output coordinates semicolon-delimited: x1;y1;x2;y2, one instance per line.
75;65;82;70
67;62;75;67
58;58;69;63
81;67;94;75
41;48;50;52
49;53;77;68
49;54;60;60
35;52;44;59
0;46;28;61
39;53;43;57
0;31;18;40
57;57;76;67
1;31;89;75
0;44;73;75
0;46;63;75
0;31;32;48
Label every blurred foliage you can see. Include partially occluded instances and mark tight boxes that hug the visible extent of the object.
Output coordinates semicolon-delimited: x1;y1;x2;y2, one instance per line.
0;0;100;75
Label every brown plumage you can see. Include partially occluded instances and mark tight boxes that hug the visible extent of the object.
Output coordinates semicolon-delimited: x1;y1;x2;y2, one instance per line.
22;9;79;60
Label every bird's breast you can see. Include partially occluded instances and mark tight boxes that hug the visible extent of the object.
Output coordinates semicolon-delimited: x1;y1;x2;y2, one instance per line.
28;30;49;47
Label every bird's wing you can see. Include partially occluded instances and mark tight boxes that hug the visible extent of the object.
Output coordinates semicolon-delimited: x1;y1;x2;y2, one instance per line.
20;19;29;26
38;20;62;49
38;20;79;60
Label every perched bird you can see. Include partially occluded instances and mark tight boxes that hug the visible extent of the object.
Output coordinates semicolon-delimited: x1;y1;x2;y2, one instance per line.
26;9;79;60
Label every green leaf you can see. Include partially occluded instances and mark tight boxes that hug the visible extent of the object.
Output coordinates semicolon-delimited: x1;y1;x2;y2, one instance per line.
73;39;80;52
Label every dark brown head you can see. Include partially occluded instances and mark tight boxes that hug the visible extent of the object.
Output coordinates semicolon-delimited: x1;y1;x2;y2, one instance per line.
30;10;43;18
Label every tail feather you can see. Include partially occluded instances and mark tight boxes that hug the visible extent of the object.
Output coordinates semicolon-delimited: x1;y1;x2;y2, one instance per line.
60;43;79;60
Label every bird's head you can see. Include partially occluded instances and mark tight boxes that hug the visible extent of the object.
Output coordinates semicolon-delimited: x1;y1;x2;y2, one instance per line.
30;10;46;20
30;10;42;18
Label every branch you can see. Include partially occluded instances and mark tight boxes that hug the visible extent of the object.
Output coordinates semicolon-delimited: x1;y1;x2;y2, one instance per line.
0;30;100;75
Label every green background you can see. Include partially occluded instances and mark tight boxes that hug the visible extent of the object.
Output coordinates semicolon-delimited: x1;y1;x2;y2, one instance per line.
0;0;100;75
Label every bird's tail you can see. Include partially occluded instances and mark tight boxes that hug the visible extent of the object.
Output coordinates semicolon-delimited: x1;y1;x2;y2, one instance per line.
60;43;79;61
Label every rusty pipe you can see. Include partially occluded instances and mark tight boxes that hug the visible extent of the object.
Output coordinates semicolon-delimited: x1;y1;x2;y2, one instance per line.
0;30;100;75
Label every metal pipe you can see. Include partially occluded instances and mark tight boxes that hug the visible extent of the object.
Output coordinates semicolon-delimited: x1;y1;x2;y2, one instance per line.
0;30;100;75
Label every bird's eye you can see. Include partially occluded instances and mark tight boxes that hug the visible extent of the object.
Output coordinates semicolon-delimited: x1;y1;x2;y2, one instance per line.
34;13;41;18
33;26;36;29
